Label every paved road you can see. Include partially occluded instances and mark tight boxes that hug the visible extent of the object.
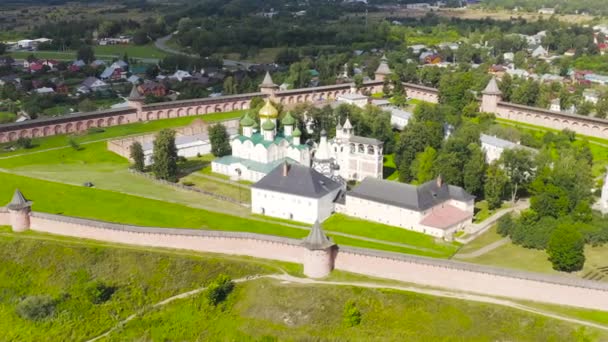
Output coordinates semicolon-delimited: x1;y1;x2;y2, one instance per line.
154;34;256;69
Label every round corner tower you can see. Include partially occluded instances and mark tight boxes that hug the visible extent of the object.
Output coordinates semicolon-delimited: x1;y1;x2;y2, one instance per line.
7;189;32;232
301;220;336;278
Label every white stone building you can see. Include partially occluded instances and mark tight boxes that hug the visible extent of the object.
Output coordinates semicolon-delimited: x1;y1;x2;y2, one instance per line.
480;134;536;163
336;93;369;108
212;100;311;182
600;171;608;215
251;163;342;223
338;177;475;239
312;117;383;182
142;133;214;166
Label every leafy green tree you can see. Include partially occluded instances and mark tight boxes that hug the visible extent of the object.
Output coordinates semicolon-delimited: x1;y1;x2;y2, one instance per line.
463;143;486;197
410;146;437;184
500;148;535;203
577;101;594;116
343;300;362;327
433;152;463;186
78;99;97;113
547;224;585;272
130;141;145;172
209;123;232;157
152;129;178;182
496;214;515;237
223;76;237;95
394;121;443;182
484;162;508;210
76;45;95;64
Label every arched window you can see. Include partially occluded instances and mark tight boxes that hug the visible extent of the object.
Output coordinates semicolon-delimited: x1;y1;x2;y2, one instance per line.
350;143;355;153
368;145;375;155
358;144;365;153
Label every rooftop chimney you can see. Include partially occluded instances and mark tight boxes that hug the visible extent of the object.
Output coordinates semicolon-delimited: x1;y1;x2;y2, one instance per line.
282;162;289;177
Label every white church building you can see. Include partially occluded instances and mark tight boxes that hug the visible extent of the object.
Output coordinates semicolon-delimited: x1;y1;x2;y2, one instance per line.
312;117;384;182
212;99;311;182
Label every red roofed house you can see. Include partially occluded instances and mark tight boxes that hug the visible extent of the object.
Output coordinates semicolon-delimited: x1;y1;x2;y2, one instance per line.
137;81;168;97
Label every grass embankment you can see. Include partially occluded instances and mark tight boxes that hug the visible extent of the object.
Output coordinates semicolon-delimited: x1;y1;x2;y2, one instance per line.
473;200;511;223
0;229;278;341
0;110;244;157
3;231;604;341
383;154;399;180
109;277;604;341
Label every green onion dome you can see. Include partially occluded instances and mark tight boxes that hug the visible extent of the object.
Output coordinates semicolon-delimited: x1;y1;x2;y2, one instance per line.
240;112;255;127
281;111;296;126
292;126;302;137
262;119;276;131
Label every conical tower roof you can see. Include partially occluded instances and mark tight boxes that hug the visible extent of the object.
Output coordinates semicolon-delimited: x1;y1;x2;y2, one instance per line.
343;117;353;129
482;77;502;95
375;55;392;75
260;71;277;88
292;126;302;137
128;84;143;101
7;189;32;210
302;220;335;250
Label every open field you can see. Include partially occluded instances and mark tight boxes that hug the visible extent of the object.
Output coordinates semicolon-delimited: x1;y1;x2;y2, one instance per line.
0;230;604;341
8;44;167;61
0;110;245;157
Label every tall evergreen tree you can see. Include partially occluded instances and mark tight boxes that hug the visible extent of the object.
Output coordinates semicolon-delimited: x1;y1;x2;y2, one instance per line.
130;141;145;172
152;129;178;182
209;123;232;157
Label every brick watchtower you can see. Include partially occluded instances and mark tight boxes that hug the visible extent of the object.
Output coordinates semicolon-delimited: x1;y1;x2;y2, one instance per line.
7;189;32;232
127;84;145;119
480;77;502;114
301;220;336;278
259;72;278;100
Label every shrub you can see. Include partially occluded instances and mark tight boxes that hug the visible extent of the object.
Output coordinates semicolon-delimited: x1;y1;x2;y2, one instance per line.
68;137;81;151
547;224;585;272
182;181;195;187
87;127;105;134
15;137;33;149
496;214;515;237
84;280;115;304
343;300;362;327
205;274;234;306
16;295;56;321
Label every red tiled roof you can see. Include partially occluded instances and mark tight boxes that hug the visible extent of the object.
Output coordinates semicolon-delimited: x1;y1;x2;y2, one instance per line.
419;204;472;230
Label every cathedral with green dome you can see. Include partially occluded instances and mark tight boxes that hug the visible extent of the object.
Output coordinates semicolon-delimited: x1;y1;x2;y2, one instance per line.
211;99;311;182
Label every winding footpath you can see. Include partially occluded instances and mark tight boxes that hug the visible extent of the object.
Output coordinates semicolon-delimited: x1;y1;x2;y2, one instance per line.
454;237;511;259
85;273;608;341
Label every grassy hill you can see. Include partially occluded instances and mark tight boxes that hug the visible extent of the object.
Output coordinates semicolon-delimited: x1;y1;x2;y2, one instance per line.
0;229;606;341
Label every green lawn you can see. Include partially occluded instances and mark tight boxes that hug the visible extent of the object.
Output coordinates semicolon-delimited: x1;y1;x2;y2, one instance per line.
383;154;398;180
323;214;460;258
455;225;504;255
0;171;305;237
93;43;167;59
473;200;511;223
0;110;244;157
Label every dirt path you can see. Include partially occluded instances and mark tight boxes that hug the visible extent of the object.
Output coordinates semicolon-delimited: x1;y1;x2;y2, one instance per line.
87;273;608;341
268;274;608;332
454;237;510;259
86;274;267;342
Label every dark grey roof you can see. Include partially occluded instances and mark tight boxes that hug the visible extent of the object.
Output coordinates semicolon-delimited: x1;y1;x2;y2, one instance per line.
252;163;341;199
349;136;383;146
302;220;335;250
348;177;474;211
7;189;32;210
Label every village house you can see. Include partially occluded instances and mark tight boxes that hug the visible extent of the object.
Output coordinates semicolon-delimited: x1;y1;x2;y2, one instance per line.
78;77;108;94
583;89;601;104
